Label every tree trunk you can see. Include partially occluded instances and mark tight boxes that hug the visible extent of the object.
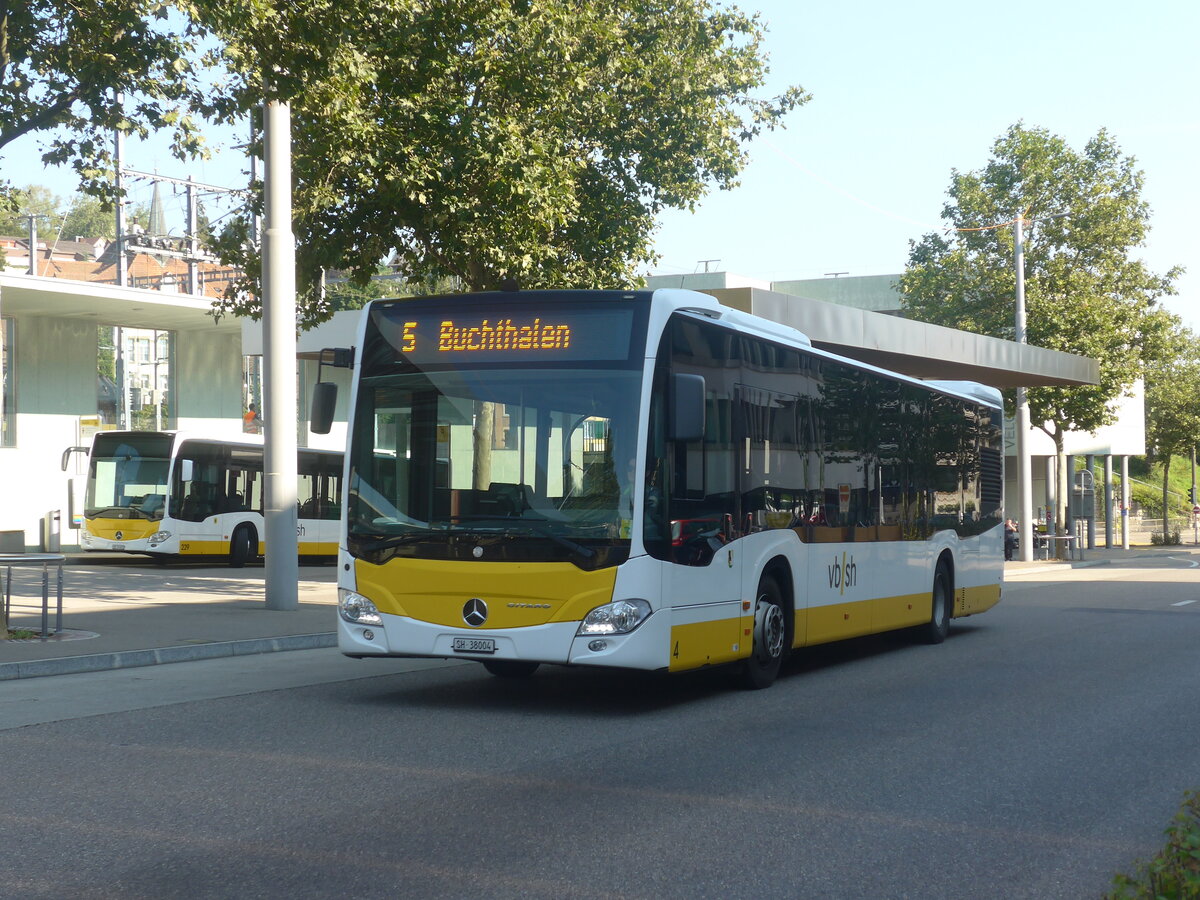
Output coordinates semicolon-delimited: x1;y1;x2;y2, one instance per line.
1054;432;1069;558
472;401;494;491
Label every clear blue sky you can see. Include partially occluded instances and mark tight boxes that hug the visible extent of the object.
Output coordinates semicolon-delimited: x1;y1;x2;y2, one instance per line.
5;0;1196;327
653;0;1198;328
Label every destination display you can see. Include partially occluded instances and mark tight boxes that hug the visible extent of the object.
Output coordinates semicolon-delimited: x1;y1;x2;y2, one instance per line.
372;301;638;364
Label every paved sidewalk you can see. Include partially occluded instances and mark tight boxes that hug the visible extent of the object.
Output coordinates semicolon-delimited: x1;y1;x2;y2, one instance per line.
4;544;1197;681
1003;541;1200;575
1;554;338;680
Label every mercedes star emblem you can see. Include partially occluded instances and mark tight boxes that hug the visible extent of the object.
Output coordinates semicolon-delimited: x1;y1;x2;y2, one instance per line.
462;598;488;627
115;530;123;541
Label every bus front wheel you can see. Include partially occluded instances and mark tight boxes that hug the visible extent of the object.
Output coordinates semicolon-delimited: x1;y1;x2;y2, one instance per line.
482;660;540;678
739;575;787;690
229;524;257;568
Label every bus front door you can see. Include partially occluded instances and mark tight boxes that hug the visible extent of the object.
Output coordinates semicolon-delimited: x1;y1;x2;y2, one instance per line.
664;527;744;672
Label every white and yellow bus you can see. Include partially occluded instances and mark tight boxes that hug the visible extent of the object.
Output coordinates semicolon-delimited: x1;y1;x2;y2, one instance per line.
315;289;1004;687
72;431;342;566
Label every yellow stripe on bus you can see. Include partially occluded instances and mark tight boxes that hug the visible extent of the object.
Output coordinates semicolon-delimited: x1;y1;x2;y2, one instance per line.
298;542;338;556
668;618;745;671
954;583;1002;617
175;540;337;556
666;583;1004;670
177;541;230;555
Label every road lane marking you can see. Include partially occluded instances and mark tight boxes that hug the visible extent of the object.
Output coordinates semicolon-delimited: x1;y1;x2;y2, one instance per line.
1171;600;1197;607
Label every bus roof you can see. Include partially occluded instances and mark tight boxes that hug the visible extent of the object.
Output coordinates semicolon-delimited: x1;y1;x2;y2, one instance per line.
653;288;1003;411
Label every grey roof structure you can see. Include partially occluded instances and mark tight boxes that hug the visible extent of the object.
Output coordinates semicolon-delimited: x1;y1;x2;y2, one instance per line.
707;286;1099;389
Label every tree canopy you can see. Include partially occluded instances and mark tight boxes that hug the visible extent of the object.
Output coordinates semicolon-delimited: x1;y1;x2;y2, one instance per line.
900;124;1180;450
0;1;212;214
0;185;144;241
197;0;807;325
1144;319;1200;532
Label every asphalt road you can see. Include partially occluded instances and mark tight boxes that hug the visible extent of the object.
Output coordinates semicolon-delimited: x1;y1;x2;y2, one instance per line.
2;555;1199;899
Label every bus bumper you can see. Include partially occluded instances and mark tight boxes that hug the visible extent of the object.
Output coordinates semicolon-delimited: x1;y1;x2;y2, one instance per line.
338;608;670;671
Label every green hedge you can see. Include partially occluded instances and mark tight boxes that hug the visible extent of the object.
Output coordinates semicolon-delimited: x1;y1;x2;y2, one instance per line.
1107;790;1200;898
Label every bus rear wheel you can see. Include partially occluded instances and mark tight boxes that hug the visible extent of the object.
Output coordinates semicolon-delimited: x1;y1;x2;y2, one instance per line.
229;524;257;568
482;660;540;678
915;561;951;644
739;575;787;690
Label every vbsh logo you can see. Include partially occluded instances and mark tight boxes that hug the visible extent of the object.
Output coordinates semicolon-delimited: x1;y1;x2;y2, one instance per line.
827;552;857;595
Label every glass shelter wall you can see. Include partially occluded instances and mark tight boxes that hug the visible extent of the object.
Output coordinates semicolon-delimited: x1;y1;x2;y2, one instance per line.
97;325;175;431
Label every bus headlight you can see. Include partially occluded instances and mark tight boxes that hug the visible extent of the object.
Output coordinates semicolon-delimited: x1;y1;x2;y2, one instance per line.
149;531;172;543
339;589;383;626
577;599;652;636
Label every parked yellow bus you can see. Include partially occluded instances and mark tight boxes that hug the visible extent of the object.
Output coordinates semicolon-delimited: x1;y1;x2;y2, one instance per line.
314;289;1003;687
70;432;342;567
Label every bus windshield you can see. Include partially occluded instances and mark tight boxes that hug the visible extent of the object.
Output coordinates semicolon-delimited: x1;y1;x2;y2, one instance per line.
85;432;174;520
347;366;642;570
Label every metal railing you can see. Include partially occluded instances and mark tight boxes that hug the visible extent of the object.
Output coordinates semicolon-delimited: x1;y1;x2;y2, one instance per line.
1;553;65;640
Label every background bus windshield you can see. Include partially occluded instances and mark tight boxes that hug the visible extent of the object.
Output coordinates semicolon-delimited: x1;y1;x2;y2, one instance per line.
85;433;174;520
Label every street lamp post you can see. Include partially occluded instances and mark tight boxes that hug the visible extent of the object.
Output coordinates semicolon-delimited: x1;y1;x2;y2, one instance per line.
1014;215;1034;561
1013;211;1068;562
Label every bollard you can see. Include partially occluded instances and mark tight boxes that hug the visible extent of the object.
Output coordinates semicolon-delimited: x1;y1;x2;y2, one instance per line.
0;554;66;639
42;563;49;640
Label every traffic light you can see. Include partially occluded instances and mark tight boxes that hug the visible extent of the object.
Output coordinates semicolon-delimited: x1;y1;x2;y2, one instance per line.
1190;487;1197;504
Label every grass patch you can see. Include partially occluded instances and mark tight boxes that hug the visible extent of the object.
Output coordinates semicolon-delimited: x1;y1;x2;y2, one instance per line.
6;628;37;640
1107;790;1200;898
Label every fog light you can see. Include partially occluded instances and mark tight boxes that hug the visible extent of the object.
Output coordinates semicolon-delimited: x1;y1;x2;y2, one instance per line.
588;640;607;652
362;629;375;641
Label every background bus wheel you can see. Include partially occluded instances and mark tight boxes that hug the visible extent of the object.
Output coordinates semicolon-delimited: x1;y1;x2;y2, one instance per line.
915;562;951;644
739;575;787;690
229;525;256;568
482;660;540;678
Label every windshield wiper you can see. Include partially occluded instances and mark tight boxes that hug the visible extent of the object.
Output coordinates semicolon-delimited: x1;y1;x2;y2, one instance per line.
88;505;154;519
353;531;443;552
442;516;596;561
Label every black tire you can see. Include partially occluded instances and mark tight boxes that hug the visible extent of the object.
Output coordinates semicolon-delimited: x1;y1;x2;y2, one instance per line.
482;660;540;678
916;562;951;644
229;524;256;568
739;575;788;690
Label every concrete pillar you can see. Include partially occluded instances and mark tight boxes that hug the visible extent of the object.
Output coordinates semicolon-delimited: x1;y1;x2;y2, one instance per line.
1121;456;1130;549
1104;455;1114;548
1085;453;1096;549
1045;456;1057;537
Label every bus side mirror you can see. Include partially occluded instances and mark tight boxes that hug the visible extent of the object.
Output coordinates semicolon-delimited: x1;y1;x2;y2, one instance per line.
669;373;706;443
310;382;338;434
61;446;89;472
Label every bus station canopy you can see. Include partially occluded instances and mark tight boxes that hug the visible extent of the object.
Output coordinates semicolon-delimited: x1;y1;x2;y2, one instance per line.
710;287;1099;389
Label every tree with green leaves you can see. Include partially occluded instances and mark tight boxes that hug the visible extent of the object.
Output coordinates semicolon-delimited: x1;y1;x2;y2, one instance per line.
0;186;149;248
1144;320;1200;539
0;1;212;215
0;185;62;235
198;0;806;326
900;123;1180;536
